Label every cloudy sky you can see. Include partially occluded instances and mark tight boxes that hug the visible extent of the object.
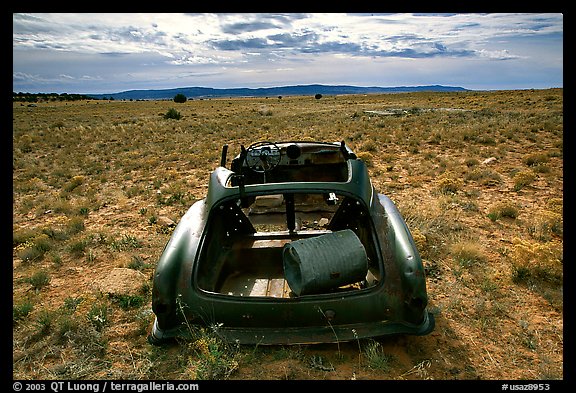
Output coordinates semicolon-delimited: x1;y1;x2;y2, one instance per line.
13;13;563;94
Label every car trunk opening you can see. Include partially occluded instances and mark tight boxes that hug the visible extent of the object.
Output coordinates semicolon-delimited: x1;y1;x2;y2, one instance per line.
195;192;383;298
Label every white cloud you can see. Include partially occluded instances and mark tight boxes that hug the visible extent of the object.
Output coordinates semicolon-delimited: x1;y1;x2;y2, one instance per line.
13;13;563;93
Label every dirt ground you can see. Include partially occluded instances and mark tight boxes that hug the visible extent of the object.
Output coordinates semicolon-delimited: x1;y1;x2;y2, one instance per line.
12;90;565;383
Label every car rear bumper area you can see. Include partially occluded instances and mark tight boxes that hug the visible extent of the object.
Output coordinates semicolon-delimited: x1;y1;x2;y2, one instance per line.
148;311;435;345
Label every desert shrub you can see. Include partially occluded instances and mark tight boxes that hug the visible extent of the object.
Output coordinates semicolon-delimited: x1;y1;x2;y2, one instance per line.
356;151;373;167
87;303;109;332
158;190;187;206
17;233;52;262
65;319;108;360
360;140;378;152
27;270;51;290
110;234;142;251
54;314;80;344
487;201;519;221
13;227;40;248
128;255;151;271
464;158;480;167
436;176;461;194
532;164;551;174
13;300;34;323
42;227;69;242
363;340;394;371
411;227;427;252
510;238;562;285
164;108;182;120
527;210;563;241
523;153;549;167
49;249;64;267
50;121;66;129
68;239;88;256
35;309;56;336
45;197;69;214
476;135;496;145
112;294;146;310
62;297;84;314
465;168;502;186
18;134;33;153
186;327;240;380
449;240;487;267
513;170;536;191
408;106;423;115
173;93;187;103
381;153;397;163
64;175;85;192
257;105;273;116
66;217;85;235
125;184;146;198
546;198;563;214
401;202;467;264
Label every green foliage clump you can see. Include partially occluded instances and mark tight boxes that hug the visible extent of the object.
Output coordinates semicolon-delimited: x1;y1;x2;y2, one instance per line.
173;93;187;103
487;201;519;221
27;270;51;291
16;234;53;262
164;108;182;120
523;153;549;167
187;328;240;379
113;294;146;310
13;300;34;324
363;340;394;371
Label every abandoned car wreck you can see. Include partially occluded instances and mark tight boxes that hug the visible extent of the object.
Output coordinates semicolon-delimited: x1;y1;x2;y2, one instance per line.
149;141;435;345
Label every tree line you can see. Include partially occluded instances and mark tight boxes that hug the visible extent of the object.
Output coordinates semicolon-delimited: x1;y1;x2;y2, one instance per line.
13;92;99;102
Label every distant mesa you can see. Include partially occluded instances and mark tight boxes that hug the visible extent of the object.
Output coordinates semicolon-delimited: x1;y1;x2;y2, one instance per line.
86;84;468;101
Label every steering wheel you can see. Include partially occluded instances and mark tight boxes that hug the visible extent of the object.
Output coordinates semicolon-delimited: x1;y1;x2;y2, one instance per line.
244;141;281;173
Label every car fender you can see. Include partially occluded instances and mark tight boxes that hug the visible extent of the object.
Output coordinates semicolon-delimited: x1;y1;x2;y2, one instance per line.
152;199;207;329
377;193;429;322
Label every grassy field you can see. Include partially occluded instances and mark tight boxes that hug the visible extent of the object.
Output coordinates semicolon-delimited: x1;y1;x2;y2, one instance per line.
12;89;563;380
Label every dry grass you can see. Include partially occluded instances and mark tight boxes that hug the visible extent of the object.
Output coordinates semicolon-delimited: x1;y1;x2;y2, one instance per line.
12;89;563;380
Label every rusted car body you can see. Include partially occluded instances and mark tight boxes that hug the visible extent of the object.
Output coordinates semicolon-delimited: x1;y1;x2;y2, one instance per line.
148;141;434;345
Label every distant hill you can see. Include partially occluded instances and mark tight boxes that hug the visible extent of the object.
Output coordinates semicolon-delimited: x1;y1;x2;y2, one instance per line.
86;84;468;100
